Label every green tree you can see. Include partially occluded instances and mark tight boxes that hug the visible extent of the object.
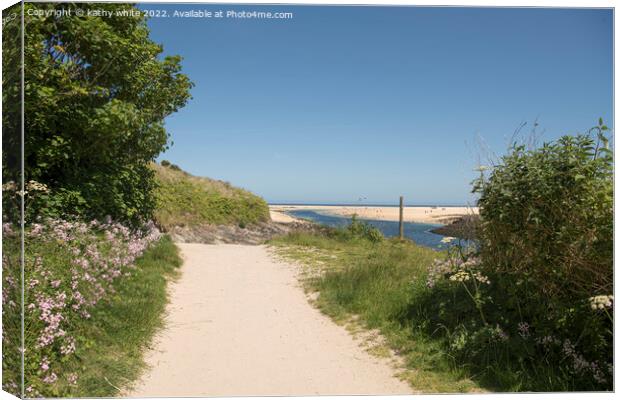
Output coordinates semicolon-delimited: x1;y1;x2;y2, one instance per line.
6;2;193;225
2;4;22;190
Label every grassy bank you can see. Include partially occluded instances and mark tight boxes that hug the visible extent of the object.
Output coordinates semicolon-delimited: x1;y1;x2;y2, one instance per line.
270;229;481;393
153;162;270;230
66;236;181;397
2;222;181;397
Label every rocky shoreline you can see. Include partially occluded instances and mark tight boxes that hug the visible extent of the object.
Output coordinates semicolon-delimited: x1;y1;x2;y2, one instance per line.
165;220;320;245
430;215;479;240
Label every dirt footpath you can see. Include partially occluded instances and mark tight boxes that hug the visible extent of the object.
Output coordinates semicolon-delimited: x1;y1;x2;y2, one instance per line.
127;243;412;397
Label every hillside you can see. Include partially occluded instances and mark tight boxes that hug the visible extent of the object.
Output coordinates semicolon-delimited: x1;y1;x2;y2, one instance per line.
152;162;270;231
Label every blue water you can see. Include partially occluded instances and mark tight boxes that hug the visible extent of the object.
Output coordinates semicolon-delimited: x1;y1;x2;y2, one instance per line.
286;210;456;251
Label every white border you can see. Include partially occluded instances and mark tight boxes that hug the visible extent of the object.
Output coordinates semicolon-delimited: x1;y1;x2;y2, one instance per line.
0;1;616;400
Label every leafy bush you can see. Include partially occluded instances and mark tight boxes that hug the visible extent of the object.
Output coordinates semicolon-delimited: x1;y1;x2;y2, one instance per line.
415;121;613;390
2;3;193;226
345;215;384;243
473;119;612;299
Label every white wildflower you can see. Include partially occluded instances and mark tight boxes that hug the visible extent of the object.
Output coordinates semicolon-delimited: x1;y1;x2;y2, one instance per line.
589;295;613;310
472;271;490;284
449;270;470;282
26;180;49;192
2;181;17;191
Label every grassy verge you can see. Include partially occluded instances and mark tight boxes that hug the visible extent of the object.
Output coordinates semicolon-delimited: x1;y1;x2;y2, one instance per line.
2;221;182;398
270;231;481;393
67;235;181;397
152;162;270;229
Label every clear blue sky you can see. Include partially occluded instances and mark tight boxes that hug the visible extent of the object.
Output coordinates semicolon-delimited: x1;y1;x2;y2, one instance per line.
142;5;613;205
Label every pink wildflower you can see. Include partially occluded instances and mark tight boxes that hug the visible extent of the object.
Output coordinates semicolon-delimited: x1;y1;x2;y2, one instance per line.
42;372;58;384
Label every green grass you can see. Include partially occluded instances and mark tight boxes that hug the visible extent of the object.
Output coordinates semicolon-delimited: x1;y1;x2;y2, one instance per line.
152;162;270;229
3;228;182;397
59;236;181;397
270;231;482;393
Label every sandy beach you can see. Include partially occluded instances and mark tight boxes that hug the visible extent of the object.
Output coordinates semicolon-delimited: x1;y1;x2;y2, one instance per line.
270;204;478;225
128;244;412;396
270;209;303;224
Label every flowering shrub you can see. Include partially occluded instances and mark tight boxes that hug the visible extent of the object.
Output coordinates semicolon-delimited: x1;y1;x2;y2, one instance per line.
419;248;613;390
414;123;613;391
2;218;162;397
472;121;612;300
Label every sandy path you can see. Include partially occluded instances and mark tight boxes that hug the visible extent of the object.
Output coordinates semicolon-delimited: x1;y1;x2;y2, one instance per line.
128;243;412;397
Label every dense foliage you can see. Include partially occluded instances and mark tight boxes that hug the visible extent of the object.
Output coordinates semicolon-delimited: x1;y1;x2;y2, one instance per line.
474;119;612;299
2;219;180;397
2;3;192;225
2;4;21;186
416;121;613;390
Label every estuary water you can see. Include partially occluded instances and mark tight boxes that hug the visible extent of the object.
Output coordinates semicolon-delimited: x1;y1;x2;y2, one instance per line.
286;210;455;250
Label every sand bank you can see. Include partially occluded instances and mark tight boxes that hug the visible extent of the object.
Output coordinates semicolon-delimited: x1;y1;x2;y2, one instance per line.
270;205;478;224
269;209;302;224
